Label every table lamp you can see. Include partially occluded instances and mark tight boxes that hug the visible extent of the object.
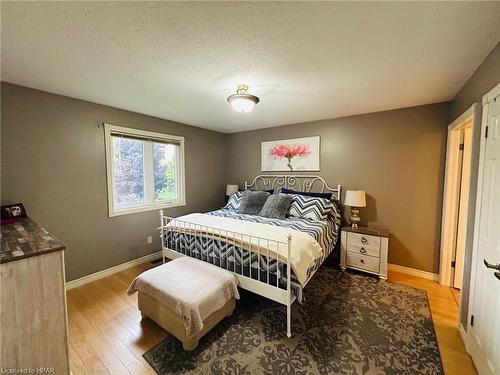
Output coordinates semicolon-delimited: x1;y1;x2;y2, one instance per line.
344;190;366;228
225;184;239;204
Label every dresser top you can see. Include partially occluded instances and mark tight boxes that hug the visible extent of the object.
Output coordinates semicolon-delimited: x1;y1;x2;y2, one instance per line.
342;226;390;238
1;217;65;264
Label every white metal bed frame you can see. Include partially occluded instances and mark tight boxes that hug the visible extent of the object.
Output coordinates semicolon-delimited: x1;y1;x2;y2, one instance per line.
160;174;341;337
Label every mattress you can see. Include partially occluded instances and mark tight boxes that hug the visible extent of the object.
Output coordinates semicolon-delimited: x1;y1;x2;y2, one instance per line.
163;208;341;303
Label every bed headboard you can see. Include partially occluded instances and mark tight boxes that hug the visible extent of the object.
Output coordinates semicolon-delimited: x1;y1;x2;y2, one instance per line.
244;175;342;201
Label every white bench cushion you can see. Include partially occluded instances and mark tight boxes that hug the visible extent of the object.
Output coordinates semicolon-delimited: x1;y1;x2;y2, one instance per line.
127;257;239;337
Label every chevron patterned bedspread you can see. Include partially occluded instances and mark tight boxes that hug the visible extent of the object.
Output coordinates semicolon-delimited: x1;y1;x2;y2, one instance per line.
163;208;341;303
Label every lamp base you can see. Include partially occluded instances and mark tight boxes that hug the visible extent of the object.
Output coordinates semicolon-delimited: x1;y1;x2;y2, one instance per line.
350;207;361;228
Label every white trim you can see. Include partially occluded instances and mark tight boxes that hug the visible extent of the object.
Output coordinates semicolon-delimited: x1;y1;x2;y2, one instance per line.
104;123;186;217
65;251;162;290
481;82;500;105
439;104;478;287
388;263;439;281
449;103;478;129
107;200;186;217
459;323;469;353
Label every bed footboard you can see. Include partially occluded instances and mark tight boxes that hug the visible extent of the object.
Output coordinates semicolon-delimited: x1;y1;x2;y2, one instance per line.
159;209;294;337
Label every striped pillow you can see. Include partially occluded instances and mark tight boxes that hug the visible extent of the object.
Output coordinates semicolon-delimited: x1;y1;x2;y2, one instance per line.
288;195;335;221
224;191;243;210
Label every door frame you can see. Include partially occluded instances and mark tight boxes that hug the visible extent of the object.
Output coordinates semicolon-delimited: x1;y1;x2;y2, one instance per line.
465;82;500;352
439;103;478;287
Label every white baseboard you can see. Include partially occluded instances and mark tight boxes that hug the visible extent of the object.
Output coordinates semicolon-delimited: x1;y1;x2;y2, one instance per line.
388;263;439;281
459;323;469;352
66;251;162;290
66;256;438;289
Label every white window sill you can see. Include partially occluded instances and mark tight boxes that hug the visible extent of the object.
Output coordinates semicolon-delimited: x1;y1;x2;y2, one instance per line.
108;200;186;217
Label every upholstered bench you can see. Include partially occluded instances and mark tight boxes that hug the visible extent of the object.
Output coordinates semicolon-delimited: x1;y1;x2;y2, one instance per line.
127;257;239;351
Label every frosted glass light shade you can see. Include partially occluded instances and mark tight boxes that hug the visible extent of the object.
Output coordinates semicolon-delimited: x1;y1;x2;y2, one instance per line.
227;84;260;113
345;190;366;207
226;184;239;195
229;96;257;113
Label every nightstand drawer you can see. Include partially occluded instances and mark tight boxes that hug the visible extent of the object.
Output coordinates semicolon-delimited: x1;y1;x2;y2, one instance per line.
347;242;380;258
346;253;380;273
347;232;381;249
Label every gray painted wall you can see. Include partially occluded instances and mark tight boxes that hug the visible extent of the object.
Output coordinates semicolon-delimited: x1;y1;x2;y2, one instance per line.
451;42;500;121
449;42;500;330
1;82;228;281
226;103;450;274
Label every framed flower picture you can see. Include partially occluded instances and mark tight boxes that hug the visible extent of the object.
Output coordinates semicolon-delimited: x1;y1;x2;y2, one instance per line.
261;136;320;172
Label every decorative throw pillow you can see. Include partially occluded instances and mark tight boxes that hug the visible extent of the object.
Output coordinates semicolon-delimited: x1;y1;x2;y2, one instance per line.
280;188;333;200
258;194;294;220
237;190;270;215
224;191;243;210
288;195;335;221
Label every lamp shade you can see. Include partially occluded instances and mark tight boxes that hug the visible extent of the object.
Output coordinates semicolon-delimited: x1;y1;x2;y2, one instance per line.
344;190;366;207
226;184;239;195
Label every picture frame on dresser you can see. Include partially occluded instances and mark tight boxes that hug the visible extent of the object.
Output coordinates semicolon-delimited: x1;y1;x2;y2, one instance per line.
340;226;389;280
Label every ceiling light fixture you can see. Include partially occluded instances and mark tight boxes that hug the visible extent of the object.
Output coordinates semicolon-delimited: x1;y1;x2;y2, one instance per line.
227;84;260;113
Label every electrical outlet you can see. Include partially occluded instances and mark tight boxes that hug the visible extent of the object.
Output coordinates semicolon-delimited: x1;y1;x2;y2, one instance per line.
147;235;152;244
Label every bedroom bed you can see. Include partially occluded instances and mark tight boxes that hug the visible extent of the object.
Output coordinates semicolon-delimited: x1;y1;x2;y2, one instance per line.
160;175;342;337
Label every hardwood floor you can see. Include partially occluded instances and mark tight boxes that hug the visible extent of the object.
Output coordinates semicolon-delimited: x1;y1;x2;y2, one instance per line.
67;263;476;374
450;287;461;308
67;262;160;375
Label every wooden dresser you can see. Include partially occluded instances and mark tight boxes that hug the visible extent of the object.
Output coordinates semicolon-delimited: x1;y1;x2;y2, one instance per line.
1;217;70;374
340;226;390;280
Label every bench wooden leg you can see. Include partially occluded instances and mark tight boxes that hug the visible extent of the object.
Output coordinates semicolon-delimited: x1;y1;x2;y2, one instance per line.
182;339;199;351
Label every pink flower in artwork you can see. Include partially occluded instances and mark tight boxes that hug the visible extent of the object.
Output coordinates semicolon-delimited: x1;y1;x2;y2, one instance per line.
269;144;310;171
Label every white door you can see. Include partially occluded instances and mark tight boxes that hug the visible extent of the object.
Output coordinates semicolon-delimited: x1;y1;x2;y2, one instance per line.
469;89;500;375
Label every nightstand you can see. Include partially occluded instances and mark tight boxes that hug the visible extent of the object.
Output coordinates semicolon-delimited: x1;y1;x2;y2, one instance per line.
340;226;389;280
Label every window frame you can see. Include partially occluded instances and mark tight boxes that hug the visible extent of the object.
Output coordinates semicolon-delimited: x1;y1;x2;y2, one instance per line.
104;123;186;217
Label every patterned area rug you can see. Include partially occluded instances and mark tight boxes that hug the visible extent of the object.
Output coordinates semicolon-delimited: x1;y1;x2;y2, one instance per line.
143;265;443;374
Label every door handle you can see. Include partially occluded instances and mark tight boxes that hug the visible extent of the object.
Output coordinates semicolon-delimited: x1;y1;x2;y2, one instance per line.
484;259;500;271
495;272;500;281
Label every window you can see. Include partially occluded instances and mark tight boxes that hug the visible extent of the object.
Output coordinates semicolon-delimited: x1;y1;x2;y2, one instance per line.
104;124;185;217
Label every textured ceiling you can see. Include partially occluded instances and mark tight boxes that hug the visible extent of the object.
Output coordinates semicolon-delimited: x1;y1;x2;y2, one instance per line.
2;2;500;133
